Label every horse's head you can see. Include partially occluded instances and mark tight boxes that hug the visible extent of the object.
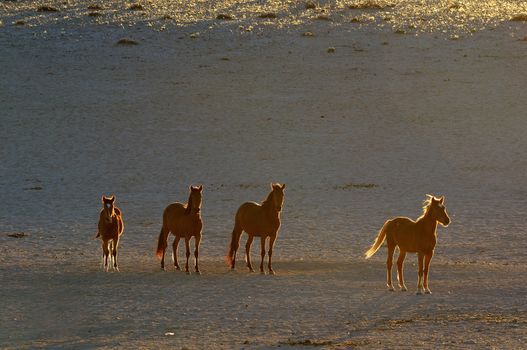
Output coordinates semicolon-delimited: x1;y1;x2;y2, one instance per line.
101;195;116;224
189;185;203;213
271;183;286;212
428;195;450;227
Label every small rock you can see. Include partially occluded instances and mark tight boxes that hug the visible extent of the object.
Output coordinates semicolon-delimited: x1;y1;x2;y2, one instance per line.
394;29;406;34
87;4;103;10
327;47;335;53
15;20;26;25
302;31;314;37
87;12;101;17
317;15;331;21
117;38;139;45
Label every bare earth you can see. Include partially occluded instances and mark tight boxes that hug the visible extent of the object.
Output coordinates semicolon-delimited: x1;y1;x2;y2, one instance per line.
1;1;527;348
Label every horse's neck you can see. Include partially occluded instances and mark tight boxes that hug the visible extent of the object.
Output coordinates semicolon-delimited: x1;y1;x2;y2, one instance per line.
262;196;279;218
185;194;193;215
418;212;438;235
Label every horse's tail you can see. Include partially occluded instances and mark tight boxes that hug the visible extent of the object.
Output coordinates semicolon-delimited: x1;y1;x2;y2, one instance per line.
365;220;391;259
225;222;242;267
156;217;169;259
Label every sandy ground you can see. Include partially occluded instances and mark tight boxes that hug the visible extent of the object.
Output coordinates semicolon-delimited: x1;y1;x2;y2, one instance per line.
1;1;527;348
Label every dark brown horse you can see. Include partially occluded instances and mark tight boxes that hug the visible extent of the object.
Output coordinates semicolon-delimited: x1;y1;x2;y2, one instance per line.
365;195;450;294
156;185;203;274
95;195;124;271
226;183;285;275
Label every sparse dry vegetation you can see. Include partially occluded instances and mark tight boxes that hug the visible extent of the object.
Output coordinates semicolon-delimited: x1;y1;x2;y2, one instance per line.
259;12;277;19
37;5;59;12
334;183;378;190
216;13;233;20
510;14;527;21
305;1;317;10
87;4;103;10
348;1;395;10
128;3;144;11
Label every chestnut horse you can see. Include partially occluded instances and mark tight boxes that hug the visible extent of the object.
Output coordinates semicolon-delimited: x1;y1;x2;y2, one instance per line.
95;195;124;271
365;195;450;294
226;183;285;275
156;185;203;274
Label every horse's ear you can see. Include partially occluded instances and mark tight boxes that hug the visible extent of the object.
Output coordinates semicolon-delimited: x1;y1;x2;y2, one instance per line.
281;183;286;190
101;196;106;203
270;182;275;189
198;185;203;192
439;196;444;204
110;196;115;203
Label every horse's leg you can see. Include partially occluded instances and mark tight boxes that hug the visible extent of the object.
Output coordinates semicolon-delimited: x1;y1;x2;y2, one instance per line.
102;241;110;272
245;235;254;272
172;236;181;270
386;244;395;291
268;235;277;275
194;234;201;274
259;236;267;274
230;226;243;270
112;238;119;272
397;249;407;291
423;252;434;294
184;237;191;274
160;235;167;271
416;252;425;295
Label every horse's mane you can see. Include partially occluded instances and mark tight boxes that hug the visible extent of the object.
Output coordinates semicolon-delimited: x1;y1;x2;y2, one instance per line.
418;195;435;220
185;191;193;215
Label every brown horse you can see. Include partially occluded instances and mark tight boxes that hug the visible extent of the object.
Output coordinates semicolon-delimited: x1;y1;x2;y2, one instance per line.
365;195;450;294
226;183;285;275
156;185;203;274
95;195;124;272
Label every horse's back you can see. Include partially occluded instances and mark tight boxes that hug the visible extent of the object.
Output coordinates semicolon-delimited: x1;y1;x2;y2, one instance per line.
387;216;423;252
236;202;279;236
164;202;201;236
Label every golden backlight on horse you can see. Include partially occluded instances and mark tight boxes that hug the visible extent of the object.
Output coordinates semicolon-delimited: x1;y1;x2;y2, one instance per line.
365;195;450;294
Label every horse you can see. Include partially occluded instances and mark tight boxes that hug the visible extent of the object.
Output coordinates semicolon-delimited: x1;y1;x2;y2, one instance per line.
156;185;203;274
365;195;450;294
226;183;285;275
95;195;124;272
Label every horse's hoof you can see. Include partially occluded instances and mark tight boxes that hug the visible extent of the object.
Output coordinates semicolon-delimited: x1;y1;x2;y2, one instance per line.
260;270;266;275
186;271;190;275
248;268;255;273
195;270;201;275
416;290;423;295
115;267;120;272
269;269;275;275
175;266;180;271
425;289;432;294
387;285;395;291
400;286;407;292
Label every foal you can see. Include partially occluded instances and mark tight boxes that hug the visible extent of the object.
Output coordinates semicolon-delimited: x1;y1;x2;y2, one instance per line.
96;195;124;271
226;183;285;274
365;195;450;294
156;185;203;274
